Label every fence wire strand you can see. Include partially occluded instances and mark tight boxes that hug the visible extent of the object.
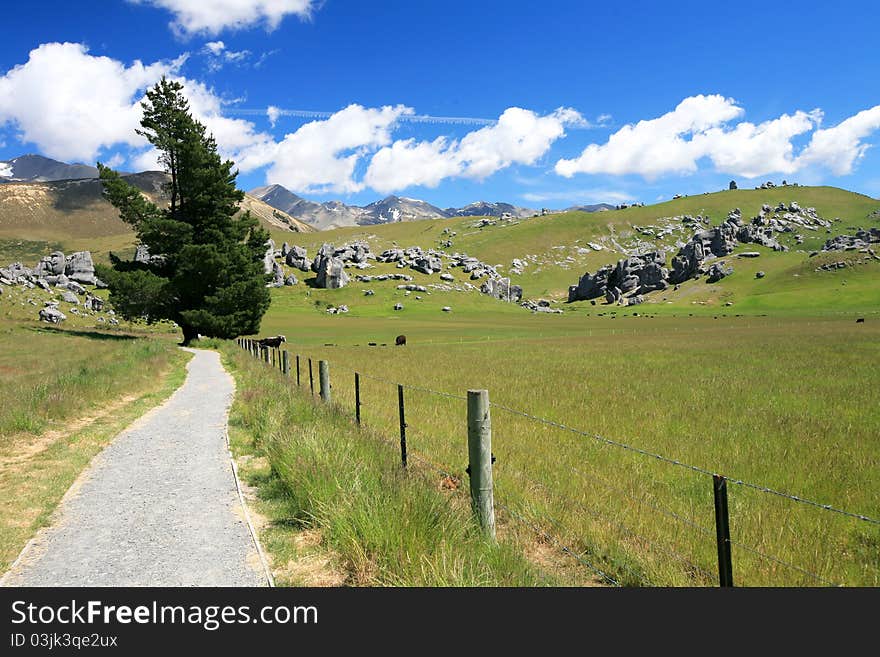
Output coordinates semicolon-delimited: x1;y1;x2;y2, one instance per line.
727;538;840;586
569;466;715;538
490;401;880;526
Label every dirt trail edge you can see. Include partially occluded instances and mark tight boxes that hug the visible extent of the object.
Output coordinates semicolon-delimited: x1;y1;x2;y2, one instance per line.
1;348;267;587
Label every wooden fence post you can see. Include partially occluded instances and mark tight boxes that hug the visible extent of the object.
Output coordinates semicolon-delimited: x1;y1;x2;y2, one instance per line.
467;389;496;540
319;360;331;402
355;373;361;426
282;350;290;376
398;384;407;468
713;474;734;587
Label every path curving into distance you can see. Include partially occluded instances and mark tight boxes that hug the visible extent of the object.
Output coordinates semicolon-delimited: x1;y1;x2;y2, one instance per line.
2;349;266;587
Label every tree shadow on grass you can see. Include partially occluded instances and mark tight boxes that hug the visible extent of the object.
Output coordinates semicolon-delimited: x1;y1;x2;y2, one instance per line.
28;326;140;341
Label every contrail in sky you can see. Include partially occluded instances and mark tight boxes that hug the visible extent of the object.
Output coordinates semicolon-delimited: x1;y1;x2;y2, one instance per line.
225;108;606;128
225;108;497;126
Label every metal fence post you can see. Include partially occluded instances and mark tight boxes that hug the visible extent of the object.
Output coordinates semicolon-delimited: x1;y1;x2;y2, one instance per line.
355;373;361;426
319;360;331;402
308;358;314;396
296;355;301;386
713;474;734;587
398;384;407;467
467;389;496;540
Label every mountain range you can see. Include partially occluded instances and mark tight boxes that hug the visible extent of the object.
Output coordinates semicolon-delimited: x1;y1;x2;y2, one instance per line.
248;184;616;229
0;154;101;182
247;185;539;230
0;154;617;230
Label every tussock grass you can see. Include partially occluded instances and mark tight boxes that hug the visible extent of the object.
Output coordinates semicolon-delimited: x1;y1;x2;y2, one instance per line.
222;344;570;587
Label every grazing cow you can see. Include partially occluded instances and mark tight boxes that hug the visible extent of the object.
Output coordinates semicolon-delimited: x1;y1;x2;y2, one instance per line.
258;335;287;348
856;318;865;323
395;334;407;346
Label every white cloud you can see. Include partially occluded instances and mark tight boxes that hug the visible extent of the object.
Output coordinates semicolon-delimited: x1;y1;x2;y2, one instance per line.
556;95;744;179
132;0;316;36
204;41;226;56
556;95;880;180
797;105;880;175
267;105;282;127
266;104;412;194
0;42;184;162
105;153;127;169
693;110;821;178
130;148;163;172
363;107;583;193
201;40;252;72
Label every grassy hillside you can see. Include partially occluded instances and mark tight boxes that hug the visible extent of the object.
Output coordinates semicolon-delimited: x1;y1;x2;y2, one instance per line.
269;185;879;306
0;174;313;264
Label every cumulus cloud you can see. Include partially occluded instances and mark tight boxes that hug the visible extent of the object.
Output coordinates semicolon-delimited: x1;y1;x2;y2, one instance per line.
555;95;880;180
556;95;744;179
0;42;183;162
798;105;880;175
266;104;412;194
132;0;316;36
690;110;820;177
0;41;276;174
363;107;583;193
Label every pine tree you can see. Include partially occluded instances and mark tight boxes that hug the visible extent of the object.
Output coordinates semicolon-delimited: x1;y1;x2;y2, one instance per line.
97;78;271;344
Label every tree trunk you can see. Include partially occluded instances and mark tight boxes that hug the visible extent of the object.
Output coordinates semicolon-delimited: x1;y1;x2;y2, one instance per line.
180;323;198;346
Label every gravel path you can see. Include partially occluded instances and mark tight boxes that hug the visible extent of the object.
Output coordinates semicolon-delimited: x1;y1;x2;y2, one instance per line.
2;349;266;587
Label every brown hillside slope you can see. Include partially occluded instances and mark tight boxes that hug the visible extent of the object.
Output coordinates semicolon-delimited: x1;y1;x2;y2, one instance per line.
0;172;314;261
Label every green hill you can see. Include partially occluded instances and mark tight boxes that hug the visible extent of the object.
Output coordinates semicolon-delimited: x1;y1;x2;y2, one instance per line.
266;185;879;318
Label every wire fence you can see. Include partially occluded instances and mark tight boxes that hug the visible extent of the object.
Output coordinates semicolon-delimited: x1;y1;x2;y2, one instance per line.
236;338;879;587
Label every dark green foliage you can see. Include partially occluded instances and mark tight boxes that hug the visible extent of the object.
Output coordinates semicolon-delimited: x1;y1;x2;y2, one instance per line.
98;78;270;344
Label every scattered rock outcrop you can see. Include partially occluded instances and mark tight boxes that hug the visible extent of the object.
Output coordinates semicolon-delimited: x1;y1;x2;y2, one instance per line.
480;278;522;302
569;251;667;302
706;262;733;283
64;251;97;285
822;228;880;252
311;244;350;289
285;245;311;271
39;307;67;324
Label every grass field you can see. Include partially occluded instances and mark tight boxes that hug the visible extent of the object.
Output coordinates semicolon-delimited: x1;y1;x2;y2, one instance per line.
221;343;582;586
0;322;189;573
247;305;880;586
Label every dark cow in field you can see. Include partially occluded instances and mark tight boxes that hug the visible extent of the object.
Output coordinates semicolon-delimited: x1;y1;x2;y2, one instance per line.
258;335;287;348
395;334;407;346
856;318;865;323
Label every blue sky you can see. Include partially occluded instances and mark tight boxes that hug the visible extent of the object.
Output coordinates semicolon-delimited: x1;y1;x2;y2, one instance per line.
1;0;879;208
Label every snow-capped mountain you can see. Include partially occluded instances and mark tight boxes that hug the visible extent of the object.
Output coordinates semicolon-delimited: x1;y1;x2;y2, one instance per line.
444;201;534;219
249;185;544;229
